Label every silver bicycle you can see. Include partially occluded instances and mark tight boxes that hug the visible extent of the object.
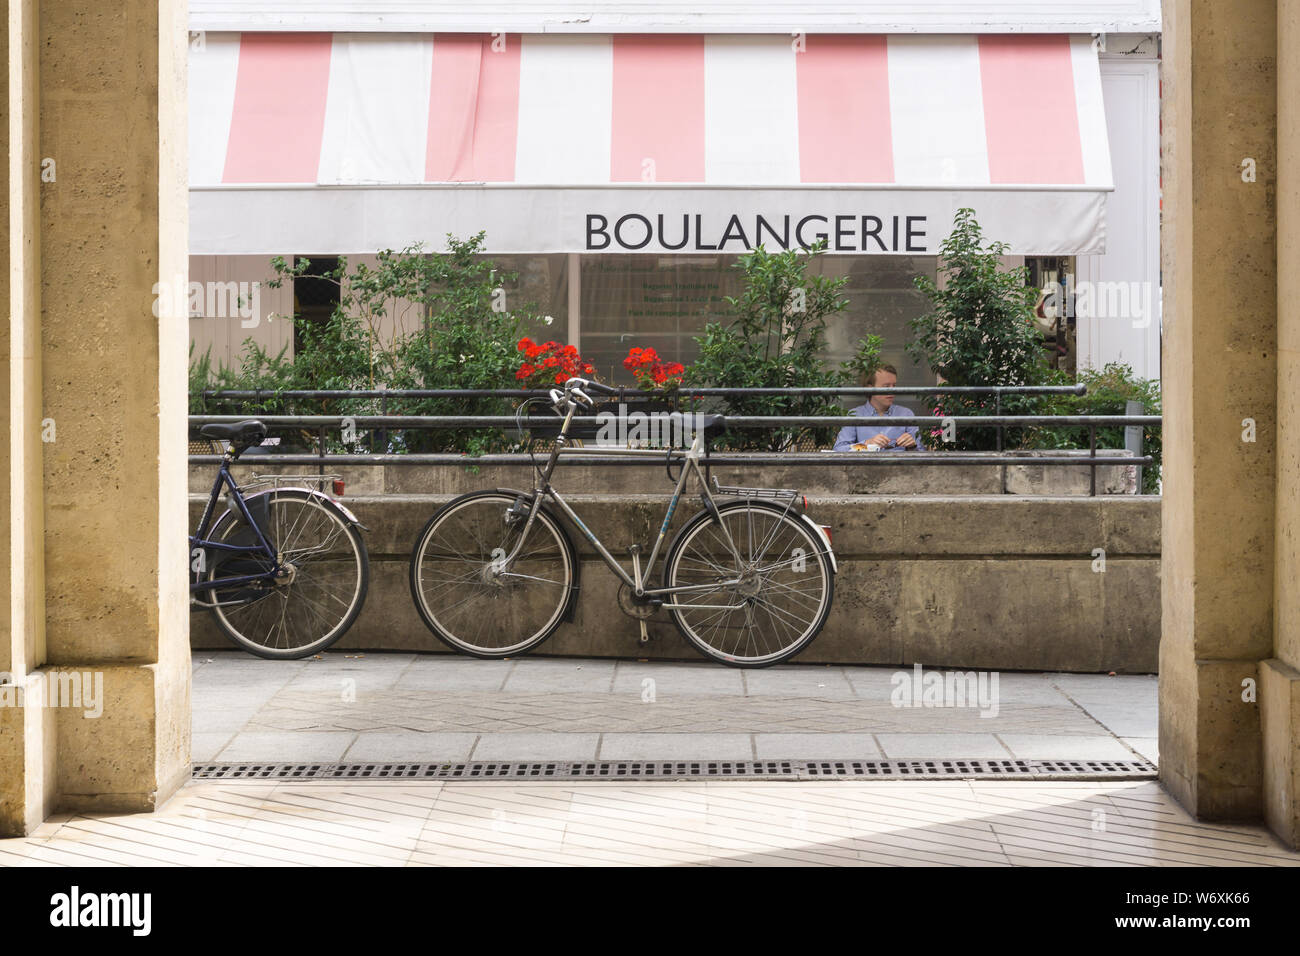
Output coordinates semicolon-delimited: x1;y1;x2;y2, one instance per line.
407;377;837;668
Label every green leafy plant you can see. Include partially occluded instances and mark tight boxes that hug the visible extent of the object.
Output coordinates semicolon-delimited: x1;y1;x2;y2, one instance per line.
254;235;548;455
843;334;885;387
688;241;849;451
907;208;1047;450
382;234;546;455
1031;363;1162;493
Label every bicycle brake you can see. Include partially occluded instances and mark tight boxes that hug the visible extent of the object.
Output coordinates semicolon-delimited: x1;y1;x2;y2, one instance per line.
504;496;531;527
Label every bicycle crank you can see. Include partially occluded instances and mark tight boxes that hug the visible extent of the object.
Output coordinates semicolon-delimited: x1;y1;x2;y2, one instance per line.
617;582;660;621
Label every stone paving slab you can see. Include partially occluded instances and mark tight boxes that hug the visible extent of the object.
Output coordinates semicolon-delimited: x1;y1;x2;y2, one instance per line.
8;779;1294;867
192;651;1158;763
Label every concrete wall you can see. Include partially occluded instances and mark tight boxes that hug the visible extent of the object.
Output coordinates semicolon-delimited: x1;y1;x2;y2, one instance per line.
190;494;1162;672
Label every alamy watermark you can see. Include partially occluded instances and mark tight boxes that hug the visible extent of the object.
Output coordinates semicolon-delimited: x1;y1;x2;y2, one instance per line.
1041;275;1158;328
890;663;1000;718
49;886;150;936
154;277;262;327
0;670;104;718
594;404;707;449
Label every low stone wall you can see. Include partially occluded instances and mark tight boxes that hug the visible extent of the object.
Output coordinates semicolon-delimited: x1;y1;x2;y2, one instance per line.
189;492;1161;673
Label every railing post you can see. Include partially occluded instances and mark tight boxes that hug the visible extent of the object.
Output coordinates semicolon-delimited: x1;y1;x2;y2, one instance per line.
996;389;1006;494
1089;424;1097;496
995;389;1003;452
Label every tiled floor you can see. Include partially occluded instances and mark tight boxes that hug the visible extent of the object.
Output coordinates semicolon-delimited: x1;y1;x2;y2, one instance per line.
3;778;1297;867
191;652;1159;764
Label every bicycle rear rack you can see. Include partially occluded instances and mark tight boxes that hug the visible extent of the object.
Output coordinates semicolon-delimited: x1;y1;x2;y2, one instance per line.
245;473;342;491
711;476;799;499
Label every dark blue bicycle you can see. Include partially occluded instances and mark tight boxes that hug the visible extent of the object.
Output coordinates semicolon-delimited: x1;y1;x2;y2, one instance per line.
190;420;369;659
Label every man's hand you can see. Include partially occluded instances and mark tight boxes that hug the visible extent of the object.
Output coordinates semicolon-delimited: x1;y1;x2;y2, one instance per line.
894;433;917;449
868;433;893;447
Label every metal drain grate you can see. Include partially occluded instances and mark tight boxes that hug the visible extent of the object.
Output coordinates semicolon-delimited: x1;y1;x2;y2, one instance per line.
192;758;1156;781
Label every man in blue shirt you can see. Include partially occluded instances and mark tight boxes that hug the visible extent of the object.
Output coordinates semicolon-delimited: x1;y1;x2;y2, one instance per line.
833;365;924;451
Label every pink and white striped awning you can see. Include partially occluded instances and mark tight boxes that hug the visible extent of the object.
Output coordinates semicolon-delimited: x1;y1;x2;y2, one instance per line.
190;33;1113;255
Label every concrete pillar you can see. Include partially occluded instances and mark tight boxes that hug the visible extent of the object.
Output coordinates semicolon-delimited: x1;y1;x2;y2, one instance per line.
1161;0;1300;847
1266;0;1300;847
1;0;189;835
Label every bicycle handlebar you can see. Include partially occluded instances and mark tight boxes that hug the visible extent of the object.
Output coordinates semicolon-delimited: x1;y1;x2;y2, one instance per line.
565;377;619;398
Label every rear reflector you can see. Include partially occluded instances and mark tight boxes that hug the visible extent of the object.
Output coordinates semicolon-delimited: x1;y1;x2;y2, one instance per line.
332;479;345;497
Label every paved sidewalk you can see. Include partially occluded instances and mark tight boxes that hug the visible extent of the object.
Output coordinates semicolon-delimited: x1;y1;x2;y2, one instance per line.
192;652;1158;765
4;778;1296;866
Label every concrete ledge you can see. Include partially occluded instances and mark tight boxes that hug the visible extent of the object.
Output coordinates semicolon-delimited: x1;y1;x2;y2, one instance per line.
190;450;1142;498
190;493;1161;673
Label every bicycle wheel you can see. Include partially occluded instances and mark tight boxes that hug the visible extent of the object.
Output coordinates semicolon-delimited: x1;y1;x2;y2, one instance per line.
207;489;369;660
664;501;833;668
409;491;575;658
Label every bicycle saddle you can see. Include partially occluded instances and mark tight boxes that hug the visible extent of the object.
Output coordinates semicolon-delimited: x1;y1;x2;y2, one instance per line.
199;420;268;447
698;414;727;439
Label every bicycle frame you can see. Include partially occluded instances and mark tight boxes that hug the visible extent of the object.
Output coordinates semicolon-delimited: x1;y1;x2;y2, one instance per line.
501;404;784;611
189;460;282;603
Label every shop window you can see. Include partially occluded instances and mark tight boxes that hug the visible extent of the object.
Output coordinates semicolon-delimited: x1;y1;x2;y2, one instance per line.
809;255;936;386
579;254;741;383
475;254;570;347
579;253;937;386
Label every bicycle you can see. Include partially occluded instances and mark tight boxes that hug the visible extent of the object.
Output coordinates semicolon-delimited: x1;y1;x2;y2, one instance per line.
408;378;838;668
190;420;371;659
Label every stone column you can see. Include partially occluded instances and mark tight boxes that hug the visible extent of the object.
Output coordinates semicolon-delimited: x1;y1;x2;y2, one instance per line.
1;0;57;837
1161;0;1300;847
1265;0;1300;847
0;0;190;836
1159;0;1277;823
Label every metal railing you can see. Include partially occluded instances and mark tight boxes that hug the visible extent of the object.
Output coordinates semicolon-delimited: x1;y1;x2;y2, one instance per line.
190;384;1158;496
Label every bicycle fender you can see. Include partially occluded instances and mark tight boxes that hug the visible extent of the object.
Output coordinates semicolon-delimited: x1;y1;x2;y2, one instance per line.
495;487;582;623
799;513;838;575
217;487;370;534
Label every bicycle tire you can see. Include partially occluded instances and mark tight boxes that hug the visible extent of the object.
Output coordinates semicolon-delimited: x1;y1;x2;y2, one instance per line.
206;489;369;660
408;490;575;658
663;500;833;668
